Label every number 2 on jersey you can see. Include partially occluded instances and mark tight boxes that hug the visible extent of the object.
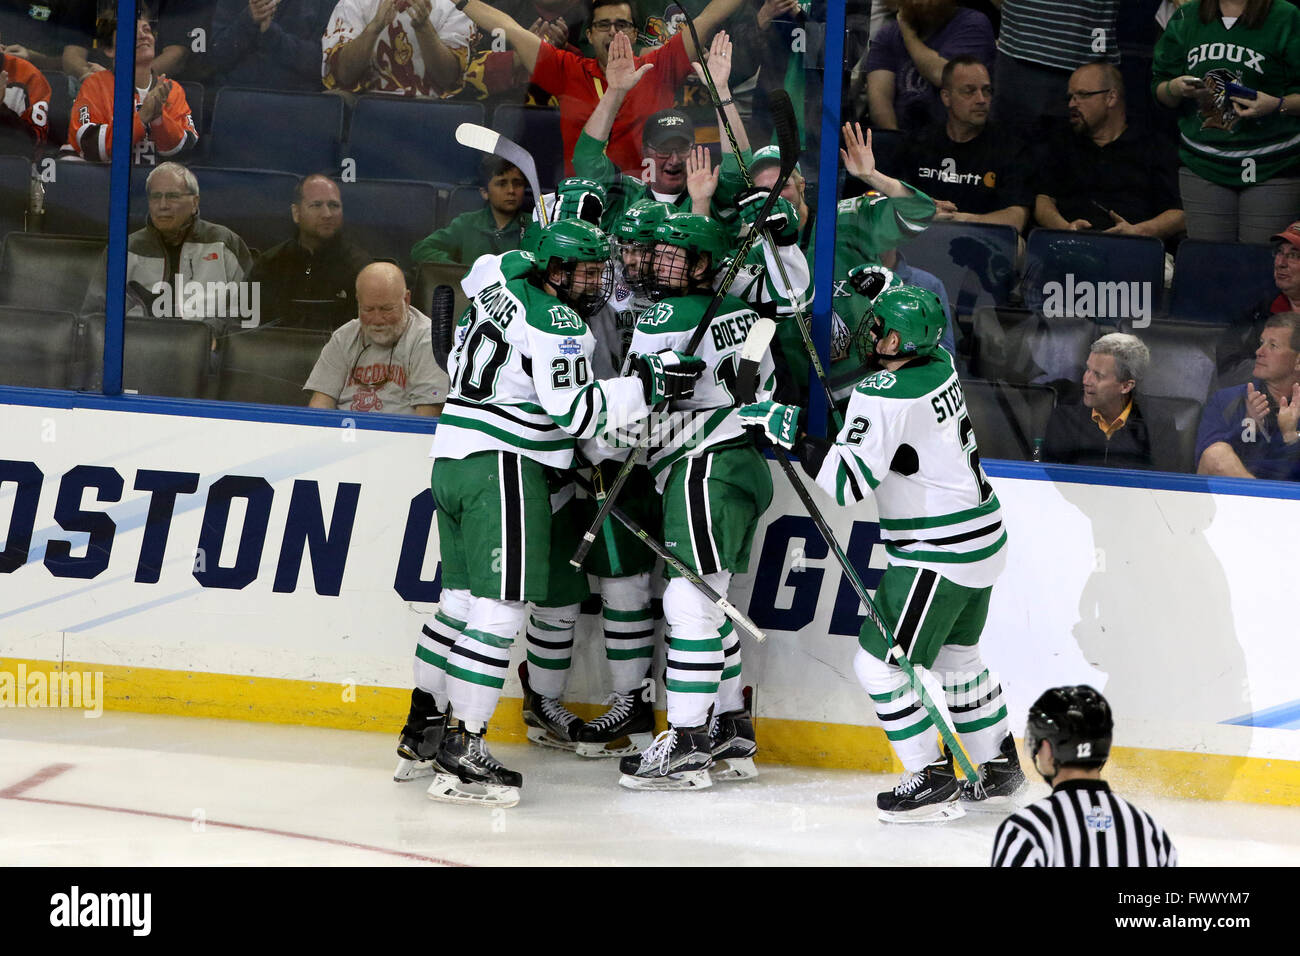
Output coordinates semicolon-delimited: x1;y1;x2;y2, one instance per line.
958;413;995;504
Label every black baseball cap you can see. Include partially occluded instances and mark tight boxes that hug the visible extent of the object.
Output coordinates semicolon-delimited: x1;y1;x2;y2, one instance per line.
642;110;695;153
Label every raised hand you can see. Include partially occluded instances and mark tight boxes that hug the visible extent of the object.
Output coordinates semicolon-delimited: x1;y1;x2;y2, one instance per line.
840;121;876;181
686;145;720;207
1245;382;1270;431
692;30;733;97
605;31;653;93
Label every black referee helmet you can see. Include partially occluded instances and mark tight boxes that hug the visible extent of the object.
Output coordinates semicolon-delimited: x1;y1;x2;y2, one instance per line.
1025;685;1113;781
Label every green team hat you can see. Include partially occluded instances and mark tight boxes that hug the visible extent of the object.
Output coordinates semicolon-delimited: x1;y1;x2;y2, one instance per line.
751;144;800;177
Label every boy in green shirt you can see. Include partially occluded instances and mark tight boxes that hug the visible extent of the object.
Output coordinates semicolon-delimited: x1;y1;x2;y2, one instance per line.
411;157;532;266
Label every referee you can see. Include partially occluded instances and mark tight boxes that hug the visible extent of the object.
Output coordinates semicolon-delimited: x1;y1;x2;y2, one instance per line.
991;686;1177;867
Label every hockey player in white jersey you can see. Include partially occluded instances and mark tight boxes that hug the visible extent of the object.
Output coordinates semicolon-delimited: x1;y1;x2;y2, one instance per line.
404;218;703;806
738;285;1025;821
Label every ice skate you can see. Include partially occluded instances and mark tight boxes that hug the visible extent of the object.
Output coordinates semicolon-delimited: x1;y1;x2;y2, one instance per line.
958;733;1028;810
426;721;523;808
575;689;655;758
708;685;758;781
519;662;585;752
393;688;447;782
618;726;713;791
877;750;964;823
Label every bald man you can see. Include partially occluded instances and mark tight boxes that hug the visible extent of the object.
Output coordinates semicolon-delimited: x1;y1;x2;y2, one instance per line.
305;262;449;416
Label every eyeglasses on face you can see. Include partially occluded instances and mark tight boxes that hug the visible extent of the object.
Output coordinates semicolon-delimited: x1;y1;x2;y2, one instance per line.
1067;88;1112;103
147;191;194;202
590;18;636;33
1276;245;1300;263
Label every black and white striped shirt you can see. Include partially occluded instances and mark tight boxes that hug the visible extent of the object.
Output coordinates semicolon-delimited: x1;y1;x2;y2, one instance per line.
997;0;1121;71
991;780;1177;867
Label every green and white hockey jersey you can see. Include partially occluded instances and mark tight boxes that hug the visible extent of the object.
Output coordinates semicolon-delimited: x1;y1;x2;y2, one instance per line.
813;350;1006;588
629;291;776;490
431;252;649;469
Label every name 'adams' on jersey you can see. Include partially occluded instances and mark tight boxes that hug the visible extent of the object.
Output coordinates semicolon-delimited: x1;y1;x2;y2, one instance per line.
813;349;1006;588
430;258;648;469
629;291;776;490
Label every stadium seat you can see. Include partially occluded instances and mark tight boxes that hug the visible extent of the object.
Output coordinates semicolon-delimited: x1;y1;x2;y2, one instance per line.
174;166;301;254
443;185;483;225
41;159;112;237
960;379;1056;461
1137;393;1204;474
1022;229;1166;322
206;88;344;175
346;98;484;184
338;178;440;267
0;155;30;237
900;221;1018;319
214;326;331;405
1134;320;1220;404
0;306;79;389
1170;240;1277;324
81;315;214;398
491;105;563;189
0;233;106;313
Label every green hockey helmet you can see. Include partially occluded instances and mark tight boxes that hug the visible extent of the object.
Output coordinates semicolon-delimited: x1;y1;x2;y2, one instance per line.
532;218;613;317
856;285;947;365
551;177;607;226
612;198;670;245
646;212;733;296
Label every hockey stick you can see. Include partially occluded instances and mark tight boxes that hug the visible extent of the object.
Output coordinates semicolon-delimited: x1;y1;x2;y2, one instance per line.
736;320;979;782
568;91;800;570
430;284;456;371
679;9;841;430
454;124;548;226
569;472;766;643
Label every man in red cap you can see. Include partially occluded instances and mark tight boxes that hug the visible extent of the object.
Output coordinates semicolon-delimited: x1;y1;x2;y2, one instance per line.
1217;221;1300;381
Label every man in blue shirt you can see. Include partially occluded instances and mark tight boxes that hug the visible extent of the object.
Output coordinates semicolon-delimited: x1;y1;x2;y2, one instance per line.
1196;313;1300;481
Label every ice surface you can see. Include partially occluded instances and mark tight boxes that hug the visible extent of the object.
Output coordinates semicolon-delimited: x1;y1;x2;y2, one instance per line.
2;710;1298;867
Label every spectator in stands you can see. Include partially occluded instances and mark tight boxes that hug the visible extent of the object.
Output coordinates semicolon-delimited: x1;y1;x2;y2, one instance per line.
460;0;586;105
1217;222;1300;379
67;11;197;163
895;56;1032;231
63;2;192;83
864;0;995;132
305;261;448;415
1035;62;1186;241
455;0;746;176
991;0;1119;139
1042;333;1179;470
0;36;54;151
81;162;253;340
751;144;813;249
411;157;530;266
1197;312;1300;480
251;173;373;332
211;0;335;91
322;0;473;97
1152;0;1300;244
0;4;78;73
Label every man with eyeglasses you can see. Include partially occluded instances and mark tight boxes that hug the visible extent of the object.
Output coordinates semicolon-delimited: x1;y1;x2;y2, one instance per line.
1217;222;1300;381
251;173;375;331
1034;62;1184;242
454;0;746;176
67;8;197;163
306;260;447;414
80;162;253;339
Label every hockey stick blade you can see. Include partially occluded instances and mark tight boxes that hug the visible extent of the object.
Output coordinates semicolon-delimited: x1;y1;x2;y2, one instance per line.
735;317;776;406
454;123;547;226
430;284;456;371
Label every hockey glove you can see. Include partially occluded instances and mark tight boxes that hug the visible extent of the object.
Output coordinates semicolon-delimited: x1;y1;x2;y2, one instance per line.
737;187;799;246
847;264;898;302
738;400;801;450
631;349;706;405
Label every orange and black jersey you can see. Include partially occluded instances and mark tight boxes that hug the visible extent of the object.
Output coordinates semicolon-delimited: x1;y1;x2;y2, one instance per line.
0;54;52;144
69;70;197;164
